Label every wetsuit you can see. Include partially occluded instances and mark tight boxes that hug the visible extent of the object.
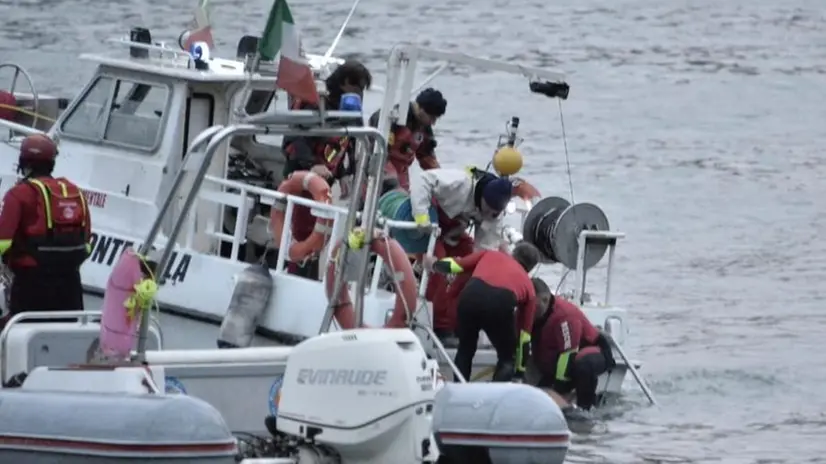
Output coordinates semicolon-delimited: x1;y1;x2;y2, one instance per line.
532;296;615;409
368;104;439;193
0;177;91;318
434;250;535;382
280;97;357;278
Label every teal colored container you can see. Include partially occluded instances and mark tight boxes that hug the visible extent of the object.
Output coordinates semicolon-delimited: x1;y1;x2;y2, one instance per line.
377;190;439;254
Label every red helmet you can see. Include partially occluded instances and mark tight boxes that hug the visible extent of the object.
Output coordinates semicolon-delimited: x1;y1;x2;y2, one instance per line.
19;134;58;162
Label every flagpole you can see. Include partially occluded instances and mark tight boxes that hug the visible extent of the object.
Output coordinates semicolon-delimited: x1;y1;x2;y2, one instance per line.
322;0;361;60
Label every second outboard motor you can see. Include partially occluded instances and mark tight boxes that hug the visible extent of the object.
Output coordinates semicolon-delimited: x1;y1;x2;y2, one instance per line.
432;383;570;464
217;263;274;348
521;196;611;270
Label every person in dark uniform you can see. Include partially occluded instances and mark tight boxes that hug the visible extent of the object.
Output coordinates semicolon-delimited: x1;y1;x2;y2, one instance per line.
530;278;616;410
279;60;372;279
369;88;446;193
426;242;541;382
0;134;91;323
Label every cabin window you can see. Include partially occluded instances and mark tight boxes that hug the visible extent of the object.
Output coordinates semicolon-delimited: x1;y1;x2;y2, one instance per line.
60;76;115;139
103;80;168;149
59;76;169;151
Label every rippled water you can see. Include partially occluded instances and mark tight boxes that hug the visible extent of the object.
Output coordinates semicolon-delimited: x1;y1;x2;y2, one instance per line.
3;0;826;461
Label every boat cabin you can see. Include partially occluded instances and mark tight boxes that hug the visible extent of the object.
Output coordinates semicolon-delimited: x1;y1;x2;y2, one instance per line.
0;31;350;266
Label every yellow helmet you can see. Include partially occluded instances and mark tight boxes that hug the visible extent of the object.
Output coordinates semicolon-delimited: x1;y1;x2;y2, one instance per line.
492;146;523;176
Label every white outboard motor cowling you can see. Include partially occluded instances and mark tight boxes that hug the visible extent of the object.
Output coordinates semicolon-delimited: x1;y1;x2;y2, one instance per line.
276;329;439;464
432;383;570;464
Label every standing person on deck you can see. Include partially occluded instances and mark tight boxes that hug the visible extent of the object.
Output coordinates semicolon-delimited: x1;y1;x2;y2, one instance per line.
0;134;91;323
530;278;616;410
425;242;541;382
409;167;514;338
280;60;372;278
368;88;447;193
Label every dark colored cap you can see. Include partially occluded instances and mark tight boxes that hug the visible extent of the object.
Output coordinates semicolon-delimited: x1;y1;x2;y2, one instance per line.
482;177;513;211
415;88;447;117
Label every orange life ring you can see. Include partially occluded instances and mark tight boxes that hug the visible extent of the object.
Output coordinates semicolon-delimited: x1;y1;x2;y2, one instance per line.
512;177;541;201
325;236;418;329
270;171;334;262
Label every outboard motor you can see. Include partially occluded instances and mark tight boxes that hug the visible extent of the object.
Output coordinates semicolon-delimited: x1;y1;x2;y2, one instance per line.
217;263;274;348
432;383;570;464
521;196;611;269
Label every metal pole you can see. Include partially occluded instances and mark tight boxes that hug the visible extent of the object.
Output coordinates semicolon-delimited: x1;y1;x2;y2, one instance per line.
136;123;387;357
318;139;371;333
137;125;226;257
351;134;390;327
607;335;657;406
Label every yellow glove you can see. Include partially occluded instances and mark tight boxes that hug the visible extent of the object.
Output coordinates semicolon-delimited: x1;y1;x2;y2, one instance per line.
413;213;430;228
515;330;532;373
347;228;366;250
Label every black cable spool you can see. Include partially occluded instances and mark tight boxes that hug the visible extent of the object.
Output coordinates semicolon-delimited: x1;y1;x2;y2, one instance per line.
522;196;611;270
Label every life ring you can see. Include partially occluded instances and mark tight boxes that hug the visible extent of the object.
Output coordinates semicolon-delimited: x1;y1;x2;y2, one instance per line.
324;235;418;329
512;177;541;201
270;171;334;262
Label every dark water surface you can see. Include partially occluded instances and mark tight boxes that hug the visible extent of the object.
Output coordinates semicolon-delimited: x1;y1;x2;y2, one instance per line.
4;0;826;462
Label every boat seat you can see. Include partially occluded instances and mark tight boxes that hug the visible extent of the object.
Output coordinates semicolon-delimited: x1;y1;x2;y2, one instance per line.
2;320;162;385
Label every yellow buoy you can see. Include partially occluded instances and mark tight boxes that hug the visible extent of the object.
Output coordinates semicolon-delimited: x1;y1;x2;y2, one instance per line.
492;146;523;176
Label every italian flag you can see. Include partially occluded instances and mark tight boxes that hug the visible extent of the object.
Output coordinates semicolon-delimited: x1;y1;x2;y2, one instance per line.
183;0;214;50
258;0;319;106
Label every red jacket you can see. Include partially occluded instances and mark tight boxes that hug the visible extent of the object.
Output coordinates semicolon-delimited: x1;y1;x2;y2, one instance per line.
282;98;355;180
369;104;439;191
532;297;600;382
445;250;536;333
0;177;91;270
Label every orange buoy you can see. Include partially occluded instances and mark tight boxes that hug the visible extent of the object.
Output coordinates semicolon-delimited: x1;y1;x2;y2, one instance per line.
270;171;334;262
512;177;541;201
325;236;418;329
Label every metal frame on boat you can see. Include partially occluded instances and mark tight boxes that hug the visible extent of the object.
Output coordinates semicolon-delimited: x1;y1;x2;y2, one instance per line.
0;35;646;403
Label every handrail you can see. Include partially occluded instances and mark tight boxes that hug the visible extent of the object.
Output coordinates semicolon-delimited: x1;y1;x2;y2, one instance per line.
0;118;46;138
573;230;625;306
0;311;163;383
135;119;389;359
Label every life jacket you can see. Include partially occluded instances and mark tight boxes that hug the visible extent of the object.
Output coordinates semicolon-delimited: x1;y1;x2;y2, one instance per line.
23;177;89;268
386;106;435;175
286;98;352;176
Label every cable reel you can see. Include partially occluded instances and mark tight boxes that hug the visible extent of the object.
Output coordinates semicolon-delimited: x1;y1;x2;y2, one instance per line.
521;196;610;270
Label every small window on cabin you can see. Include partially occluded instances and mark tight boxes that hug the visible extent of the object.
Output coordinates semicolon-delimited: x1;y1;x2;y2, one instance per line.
103;80;168;149
60;76;116;139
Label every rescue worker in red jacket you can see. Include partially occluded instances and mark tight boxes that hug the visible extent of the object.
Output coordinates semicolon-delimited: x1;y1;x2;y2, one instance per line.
411;168;514;339
368;88;446;193
0;134;91;317
530;278;616;410
280;60;372;278
426;242;541;382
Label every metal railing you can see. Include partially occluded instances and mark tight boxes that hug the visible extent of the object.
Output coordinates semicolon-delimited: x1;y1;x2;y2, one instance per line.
133;109;391;358
0;310;164;383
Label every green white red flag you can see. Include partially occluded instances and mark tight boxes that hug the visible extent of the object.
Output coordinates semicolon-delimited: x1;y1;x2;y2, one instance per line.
258;0;319;105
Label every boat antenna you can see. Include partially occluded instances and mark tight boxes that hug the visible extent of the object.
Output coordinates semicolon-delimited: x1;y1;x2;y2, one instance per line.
322;0;362;61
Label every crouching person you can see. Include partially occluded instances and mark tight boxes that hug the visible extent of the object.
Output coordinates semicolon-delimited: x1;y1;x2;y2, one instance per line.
530;278;616;410
425;242;541;383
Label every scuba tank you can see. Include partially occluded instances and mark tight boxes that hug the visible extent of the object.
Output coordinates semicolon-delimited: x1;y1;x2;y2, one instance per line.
217;263;274;348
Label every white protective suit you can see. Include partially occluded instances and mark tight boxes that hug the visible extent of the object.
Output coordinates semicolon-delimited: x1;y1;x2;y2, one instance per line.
409;168;507;251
